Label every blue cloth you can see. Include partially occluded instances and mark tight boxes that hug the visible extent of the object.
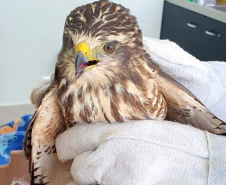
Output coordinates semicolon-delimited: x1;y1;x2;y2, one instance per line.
0;115;32;166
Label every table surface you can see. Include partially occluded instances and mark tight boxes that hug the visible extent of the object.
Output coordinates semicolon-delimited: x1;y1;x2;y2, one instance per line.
166;0;226;24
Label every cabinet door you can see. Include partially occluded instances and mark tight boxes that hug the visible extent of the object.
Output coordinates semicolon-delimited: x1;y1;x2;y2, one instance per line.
201;17;226;61
161;1;226;61
161;2;205;58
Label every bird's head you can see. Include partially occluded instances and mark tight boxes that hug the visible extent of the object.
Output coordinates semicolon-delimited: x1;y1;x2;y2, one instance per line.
55;0;145;87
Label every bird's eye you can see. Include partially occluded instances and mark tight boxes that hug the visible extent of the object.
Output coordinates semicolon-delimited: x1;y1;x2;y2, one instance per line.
103;42;116;54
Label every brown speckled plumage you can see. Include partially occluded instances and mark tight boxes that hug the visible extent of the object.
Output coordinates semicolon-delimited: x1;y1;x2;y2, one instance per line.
24;0;226;184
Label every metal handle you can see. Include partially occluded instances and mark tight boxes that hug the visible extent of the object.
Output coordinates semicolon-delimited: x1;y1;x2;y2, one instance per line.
205;30;216;36
187;22;197;29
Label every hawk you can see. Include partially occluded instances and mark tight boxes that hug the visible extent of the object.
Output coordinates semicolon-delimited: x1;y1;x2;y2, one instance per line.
24;0;226;184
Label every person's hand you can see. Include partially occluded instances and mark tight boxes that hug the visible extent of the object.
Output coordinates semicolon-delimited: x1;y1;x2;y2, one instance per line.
56;120;216;185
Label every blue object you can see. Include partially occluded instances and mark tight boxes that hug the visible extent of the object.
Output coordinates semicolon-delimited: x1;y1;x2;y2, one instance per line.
0;114;33;166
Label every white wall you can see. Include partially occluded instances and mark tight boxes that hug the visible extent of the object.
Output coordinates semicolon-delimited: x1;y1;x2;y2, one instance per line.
0;0;164;106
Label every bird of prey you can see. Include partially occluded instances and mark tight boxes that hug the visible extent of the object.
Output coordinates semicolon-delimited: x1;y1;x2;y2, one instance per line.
24;0;226;184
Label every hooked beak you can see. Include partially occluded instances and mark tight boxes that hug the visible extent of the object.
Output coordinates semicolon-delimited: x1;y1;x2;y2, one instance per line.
75;51;98;79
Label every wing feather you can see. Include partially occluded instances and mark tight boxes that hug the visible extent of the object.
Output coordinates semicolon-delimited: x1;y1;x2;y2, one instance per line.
23;87;73;184
155;70;226;135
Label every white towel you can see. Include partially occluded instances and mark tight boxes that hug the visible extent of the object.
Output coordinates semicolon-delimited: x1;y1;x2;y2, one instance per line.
56;121;226;185
143;37;226;122
55;38;226;185
205;61;226;87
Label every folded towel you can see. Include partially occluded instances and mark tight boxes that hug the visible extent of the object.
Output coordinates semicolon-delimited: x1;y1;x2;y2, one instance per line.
143;38;226;122
205;61;226;87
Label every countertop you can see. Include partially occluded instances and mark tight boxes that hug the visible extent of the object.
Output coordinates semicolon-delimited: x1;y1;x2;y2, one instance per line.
166;0;226;24
0;104;35;125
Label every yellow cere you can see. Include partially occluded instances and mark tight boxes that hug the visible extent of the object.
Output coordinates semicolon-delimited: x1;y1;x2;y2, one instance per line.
76;41;98;61
76;42;90;57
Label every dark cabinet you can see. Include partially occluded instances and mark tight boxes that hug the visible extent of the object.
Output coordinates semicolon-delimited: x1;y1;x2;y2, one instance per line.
160;1;226;61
